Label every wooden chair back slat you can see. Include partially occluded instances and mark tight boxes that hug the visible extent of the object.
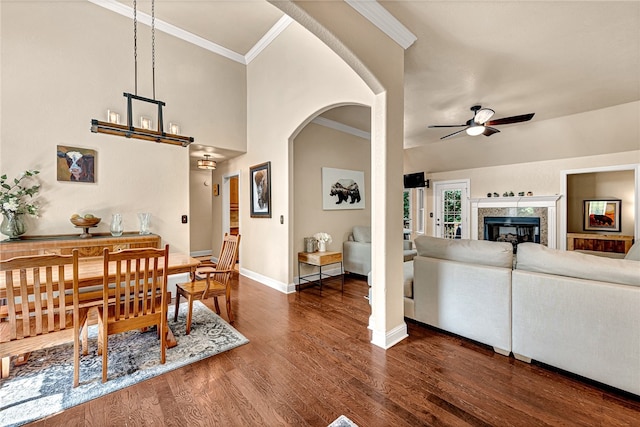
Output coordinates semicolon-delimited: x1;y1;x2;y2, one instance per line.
95;245;169;383
0;251;79;360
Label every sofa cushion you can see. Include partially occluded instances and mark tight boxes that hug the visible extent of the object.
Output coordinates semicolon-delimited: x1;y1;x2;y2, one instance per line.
516;242;640;287
625;241;640;261
414;236;513;269
352;226;371;243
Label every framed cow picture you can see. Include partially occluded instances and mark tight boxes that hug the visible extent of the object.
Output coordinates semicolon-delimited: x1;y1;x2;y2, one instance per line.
56;145;96;183
250;161;271;218
322;167;365;210
583;199;621;232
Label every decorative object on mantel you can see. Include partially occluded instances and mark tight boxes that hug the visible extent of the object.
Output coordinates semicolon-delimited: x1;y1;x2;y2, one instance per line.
493;192;499;197
138;212;151;235
314;232;332;252
0;170;40;240
90;0;194;148
70;214;102;238
197;154;217;170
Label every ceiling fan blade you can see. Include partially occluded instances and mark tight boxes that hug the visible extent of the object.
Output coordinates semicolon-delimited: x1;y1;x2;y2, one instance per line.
474;108;495;124
483;127;500;137
486;113;535;126
440;128;468;139
428;124;467;128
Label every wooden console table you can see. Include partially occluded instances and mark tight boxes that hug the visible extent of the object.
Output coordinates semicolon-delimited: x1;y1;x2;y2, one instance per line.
297;251;344;293
0;233;160;260
567;233;634;255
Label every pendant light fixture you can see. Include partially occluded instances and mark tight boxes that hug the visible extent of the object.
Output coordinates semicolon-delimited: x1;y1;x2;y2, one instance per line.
198;154;217;170
90;0;194;147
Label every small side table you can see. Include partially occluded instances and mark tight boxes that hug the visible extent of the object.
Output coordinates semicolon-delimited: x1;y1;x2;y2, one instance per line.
297;251;344;293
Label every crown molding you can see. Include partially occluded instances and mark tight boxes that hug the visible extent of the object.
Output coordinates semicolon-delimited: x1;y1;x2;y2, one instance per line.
345;0;417;50
245;15;294;64
312;116;371;140
87;0;246;64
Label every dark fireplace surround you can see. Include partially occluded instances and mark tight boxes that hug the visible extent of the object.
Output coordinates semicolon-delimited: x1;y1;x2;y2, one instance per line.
484;216;541;252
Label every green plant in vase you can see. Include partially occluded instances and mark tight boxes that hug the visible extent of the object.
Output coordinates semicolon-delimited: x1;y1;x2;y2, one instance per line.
1;170;40;239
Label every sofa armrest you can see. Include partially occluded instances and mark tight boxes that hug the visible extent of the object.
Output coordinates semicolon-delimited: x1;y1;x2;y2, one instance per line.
343;240;371;276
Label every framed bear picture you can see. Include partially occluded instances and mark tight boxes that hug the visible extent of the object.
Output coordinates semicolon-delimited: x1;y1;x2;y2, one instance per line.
322;167;365;210
583;199;621;232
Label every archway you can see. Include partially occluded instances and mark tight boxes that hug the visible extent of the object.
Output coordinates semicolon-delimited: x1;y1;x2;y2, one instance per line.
291;105;372;294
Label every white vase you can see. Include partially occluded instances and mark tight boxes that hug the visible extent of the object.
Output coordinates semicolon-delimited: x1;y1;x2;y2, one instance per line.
317;240;326;252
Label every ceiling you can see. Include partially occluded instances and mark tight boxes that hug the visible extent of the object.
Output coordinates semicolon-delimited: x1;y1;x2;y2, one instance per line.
107;1;640;163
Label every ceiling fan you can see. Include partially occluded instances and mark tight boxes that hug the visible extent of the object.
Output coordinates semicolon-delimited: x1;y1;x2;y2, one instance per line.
428;105;535;140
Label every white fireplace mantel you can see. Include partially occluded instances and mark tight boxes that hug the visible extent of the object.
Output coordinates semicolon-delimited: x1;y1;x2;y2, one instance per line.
470;195;562;248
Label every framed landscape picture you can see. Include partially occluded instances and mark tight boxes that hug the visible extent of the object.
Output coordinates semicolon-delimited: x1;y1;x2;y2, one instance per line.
322;167;365;210
250;161;271;218
583;199;621;232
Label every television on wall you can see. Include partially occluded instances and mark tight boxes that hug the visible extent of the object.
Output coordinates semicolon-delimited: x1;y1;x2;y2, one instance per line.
404;172;428;188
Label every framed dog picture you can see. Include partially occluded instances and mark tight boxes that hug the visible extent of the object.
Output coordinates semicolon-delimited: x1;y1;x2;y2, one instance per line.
322;167;365;210
250;162;271;218
583;199;621;232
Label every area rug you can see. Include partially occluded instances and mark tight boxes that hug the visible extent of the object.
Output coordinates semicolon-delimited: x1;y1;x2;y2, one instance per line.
329;415;359;427
0;301;249;427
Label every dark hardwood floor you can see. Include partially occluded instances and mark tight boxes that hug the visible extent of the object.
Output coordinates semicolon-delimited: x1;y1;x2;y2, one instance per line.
31;274;639;426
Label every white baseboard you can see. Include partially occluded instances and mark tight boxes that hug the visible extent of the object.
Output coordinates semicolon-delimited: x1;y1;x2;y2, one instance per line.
190;250;212;258
240;267;290;294
370;322;408;349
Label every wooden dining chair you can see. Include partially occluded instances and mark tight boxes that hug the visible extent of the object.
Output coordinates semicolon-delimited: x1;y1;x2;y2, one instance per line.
91;245;169;384
0;250;90;380
174;234;240;334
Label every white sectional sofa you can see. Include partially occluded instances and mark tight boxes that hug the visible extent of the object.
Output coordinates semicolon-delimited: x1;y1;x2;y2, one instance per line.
407;236;514;356
343;225;417;276
512;242;640;395
406;235;640;395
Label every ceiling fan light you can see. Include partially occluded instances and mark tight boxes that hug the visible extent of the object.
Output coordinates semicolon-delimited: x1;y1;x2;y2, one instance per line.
198;154;217;170
466;125;485;136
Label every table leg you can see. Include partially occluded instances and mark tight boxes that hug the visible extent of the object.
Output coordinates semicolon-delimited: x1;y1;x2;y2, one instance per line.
319;265;323;293
340;261;344;292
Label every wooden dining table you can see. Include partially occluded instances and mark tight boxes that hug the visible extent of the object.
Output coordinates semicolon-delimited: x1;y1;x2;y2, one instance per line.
0;251;201;356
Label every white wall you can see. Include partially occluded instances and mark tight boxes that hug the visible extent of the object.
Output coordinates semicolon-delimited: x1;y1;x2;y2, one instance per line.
1;2;246;254
211;22;374;290
189;168;214;255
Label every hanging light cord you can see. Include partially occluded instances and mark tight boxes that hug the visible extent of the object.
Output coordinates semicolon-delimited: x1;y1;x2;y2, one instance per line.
133;0;137;96
151;0;156;100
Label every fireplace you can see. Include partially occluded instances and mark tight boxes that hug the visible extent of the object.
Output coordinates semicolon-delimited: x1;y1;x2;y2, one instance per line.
484;216;540;252
470;195;561;249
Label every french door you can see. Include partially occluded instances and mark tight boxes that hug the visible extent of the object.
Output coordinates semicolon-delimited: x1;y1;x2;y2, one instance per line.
434;180;470;239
